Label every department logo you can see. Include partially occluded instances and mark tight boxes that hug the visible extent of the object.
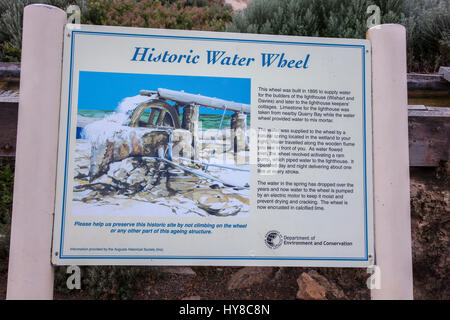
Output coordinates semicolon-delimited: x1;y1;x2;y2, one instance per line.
265;230;283;249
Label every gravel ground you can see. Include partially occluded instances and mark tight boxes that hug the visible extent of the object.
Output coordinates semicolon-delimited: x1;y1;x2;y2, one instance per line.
1;165;448;300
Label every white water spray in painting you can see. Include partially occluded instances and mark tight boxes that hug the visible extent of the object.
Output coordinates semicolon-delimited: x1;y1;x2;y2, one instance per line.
82;94;153;147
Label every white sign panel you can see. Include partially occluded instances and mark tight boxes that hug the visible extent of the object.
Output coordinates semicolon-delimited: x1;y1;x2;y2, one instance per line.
52;24;374;267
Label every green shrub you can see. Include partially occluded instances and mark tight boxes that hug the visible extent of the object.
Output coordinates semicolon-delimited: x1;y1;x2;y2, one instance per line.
228;0;450;73
0;0;90;61
92;0;232;31
403;1;450;72
227;0;405;37
0;158;13;229
0;43;21;62
0;0;233;61
54;265;164;299
0;158;14;271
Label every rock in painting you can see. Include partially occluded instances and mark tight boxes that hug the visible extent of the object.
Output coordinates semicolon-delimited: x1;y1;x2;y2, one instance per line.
189;189;243;216
73;140;91;179
87;127;192;180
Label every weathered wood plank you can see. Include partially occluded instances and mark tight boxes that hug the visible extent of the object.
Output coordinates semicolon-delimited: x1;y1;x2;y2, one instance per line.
0;62;20;78
0;90;19;103
439;66;450;82
0;102;18;156
407;73;449;91
408;106;449;167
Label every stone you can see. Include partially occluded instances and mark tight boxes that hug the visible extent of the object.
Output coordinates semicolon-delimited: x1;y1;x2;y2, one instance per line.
73;183;116;202
143;181;171;198
160;266;197;276
296;270;345;300
227;267;273;290
116;141;131;159
107;157;138;183
274;267;285;280
182;295;201;300
91;174;113;185
126;167;147;187
88;128;192;179
141;130;169;155
190;189;242;216
73;140;91;179
72;188;96;202
90;140;115;180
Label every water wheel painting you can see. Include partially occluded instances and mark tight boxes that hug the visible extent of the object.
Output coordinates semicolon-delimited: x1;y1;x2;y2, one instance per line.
129;99;181;129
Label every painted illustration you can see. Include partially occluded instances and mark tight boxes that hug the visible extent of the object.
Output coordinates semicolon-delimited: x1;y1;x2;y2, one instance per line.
72;72;250;217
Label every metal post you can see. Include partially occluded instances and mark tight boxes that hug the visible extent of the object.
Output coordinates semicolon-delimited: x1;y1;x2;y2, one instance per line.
367;24;414;299
7;4;66;299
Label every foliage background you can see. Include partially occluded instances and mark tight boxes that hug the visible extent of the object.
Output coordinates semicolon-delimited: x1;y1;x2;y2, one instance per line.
0;0;233;62
227;0;449;72
0;0;448;72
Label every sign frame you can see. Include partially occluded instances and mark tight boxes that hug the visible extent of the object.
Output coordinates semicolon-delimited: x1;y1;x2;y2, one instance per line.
51;24;374;267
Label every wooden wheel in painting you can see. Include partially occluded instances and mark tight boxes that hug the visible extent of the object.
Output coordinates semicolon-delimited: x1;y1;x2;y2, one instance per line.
129;100;181;129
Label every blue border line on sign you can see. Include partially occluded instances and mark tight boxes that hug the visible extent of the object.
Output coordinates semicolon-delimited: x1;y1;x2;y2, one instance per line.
59;31;75;257
58;30;370;261
363;48;368;257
